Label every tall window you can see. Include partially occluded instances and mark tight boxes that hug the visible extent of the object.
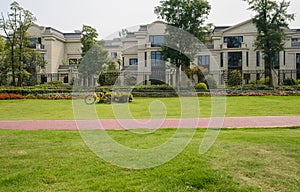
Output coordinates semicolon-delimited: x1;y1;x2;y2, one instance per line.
224;36;243;48
246;52;249;67
151;51;164;67
284;51;286;66
144;52;147;67
149;35;165;47
296;53;300;65
228;52;242;69
220;52;223;68
198;55;210;66
129;58;138;65
256;51;260;67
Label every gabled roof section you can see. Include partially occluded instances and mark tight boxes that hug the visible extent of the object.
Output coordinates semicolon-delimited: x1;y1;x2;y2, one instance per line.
213;26;231;33
221;19;253;33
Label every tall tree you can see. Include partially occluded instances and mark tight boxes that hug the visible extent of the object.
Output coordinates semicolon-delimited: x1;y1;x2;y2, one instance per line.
81;25;99;58
0;36;5;65
0;36;7;85
243;0;294;87
79;41;109;80
0;1;38;86
154;0;212;70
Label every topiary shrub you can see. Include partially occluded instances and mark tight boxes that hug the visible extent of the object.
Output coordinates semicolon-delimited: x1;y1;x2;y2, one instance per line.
205;74;217;89
228;70;242;87
195;82;208;90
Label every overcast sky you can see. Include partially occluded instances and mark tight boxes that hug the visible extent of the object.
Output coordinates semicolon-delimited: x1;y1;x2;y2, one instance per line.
1;0;300;39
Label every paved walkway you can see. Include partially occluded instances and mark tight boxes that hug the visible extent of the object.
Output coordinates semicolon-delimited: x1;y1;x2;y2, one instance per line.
0;116;299;130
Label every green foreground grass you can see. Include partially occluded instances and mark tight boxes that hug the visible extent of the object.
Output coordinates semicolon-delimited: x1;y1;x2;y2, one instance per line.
0;96;300;120
0;128;299;191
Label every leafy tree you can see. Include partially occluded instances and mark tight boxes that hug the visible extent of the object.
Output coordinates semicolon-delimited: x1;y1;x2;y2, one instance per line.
243;0;294;88
81;25;98;58
0;36;5;61
0;36;7;85
0;1;41;86
79;41;109;78
154;0;212;70
103;59;118;72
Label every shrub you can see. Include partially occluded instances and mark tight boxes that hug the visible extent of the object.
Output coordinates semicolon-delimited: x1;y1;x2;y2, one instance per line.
228;70;242;87
205;75;218;89
283;78;297;86
195;82;208;90
46;80;64;86
98;72;120;86
251;77;270;85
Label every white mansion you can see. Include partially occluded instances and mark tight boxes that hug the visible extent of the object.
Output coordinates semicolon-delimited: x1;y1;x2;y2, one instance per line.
28;20;300;86
27;24;82;84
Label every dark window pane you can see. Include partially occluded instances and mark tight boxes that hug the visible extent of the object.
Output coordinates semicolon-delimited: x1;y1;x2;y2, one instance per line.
129;58;138;65
224;36;243;48
228;52;242;69
149;35;165;47
151;51;164;67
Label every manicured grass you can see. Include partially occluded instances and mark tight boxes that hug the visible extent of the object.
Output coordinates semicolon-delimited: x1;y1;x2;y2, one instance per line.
0;96;300;120
0;128;299;191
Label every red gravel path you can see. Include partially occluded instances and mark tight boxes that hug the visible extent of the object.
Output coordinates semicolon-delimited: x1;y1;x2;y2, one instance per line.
0;116;299;130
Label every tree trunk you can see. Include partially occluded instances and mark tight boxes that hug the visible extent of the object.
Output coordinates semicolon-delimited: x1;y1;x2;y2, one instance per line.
11;42;16;86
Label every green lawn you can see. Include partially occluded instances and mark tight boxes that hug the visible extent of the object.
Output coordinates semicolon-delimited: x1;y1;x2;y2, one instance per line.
0;96;299;120
0;128;299;191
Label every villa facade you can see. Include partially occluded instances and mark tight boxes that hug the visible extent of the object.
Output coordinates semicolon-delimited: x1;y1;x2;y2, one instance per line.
27;20;300;86
27;24;82;84
106;20;300;86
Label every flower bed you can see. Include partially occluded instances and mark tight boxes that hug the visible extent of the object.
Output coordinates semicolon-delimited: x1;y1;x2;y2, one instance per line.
0;93;25;100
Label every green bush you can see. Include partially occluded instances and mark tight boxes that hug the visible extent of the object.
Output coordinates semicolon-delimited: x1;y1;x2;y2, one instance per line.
195;82;208;90
251;77;270;85
205;75;218;89
283;78;297;86
46;80;64;86
98;72;120;86
228;70;242;87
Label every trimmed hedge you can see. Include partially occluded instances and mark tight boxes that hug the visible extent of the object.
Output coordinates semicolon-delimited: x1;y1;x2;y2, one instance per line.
1;84;300;99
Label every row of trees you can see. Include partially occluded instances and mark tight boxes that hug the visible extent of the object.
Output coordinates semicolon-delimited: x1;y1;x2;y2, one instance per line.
0;1;45;86
155;0;294;88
